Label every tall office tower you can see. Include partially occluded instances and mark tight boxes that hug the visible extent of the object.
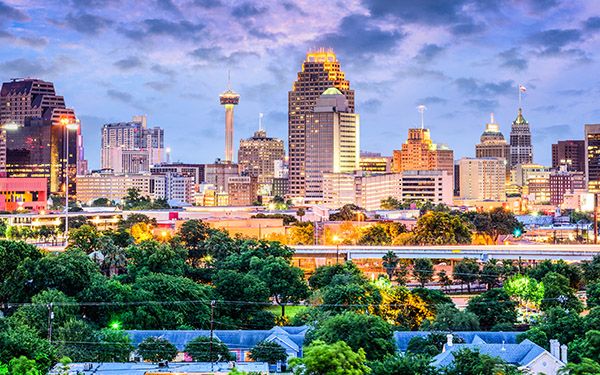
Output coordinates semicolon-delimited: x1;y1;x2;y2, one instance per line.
238;120;285;186
101;115;164;172
552;140;585;172
391;128;454;178
219;79;240;163
288;49;354;198
458;157;506;201
476;113;510;168
509;108;533;167
0;78;78;195
304;88;359;201
585;124;600;192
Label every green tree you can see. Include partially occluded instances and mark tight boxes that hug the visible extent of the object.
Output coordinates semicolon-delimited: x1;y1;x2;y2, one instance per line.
424;304;480;331
56;319;99;362
288;222;314;245
407;333;465;357
437;270;453;291
77;276;131;327
376;283;433;330
119;213;156;230
413;212;472;245
100;237;128;277
453;259;479;293
67;225;100;253
528;259;583;290
126;240;188;277
249;341;288;364
382;251;399;281
467;289;517;331
411;288;453;313
289;340;371;375
504;274;545;312
463;208;522;244
296;207;305;222
307;312;395;361
320;282;382;315
11;290;78;337
137;336;178;362
0;321;55;369
250;256;308;316
7;356;41;375
358;224;392;245
558;358;600;375
479;260;502;289
329;204;363;221
528;308;585;346
178;219;213;255
588;282;600;309
95;328;134;362
184;336;234;362
569;330;600;364
380;197;403;210
0;240;43;302
413;259;434;287
369;353;438;375
308;262;365;290
540;272;583;313
91;197;112;207
584;255;600;283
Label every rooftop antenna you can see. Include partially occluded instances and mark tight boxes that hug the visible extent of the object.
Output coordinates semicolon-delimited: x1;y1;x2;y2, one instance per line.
417;104;427;129
490;112;495;124
258;113;264;131
227;70;231;91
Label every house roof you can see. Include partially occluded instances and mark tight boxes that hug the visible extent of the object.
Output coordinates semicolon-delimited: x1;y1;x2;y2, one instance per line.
431;339;551;368
49;361;269;375
126;326;308;352
393;331;520;352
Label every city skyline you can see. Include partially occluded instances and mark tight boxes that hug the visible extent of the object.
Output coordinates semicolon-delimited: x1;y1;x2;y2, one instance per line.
0;1;599;169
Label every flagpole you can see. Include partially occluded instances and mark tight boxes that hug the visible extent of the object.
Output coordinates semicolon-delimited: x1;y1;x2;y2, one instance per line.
518;85;522;108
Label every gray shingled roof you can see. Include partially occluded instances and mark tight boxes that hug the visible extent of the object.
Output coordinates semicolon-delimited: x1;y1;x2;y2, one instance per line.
393;331;520;352
49;361;269;375
431;339;548;368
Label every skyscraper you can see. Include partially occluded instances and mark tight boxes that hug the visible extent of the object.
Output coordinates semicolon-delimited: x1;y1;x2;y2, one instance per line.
509;108;533;167
219;79;239;163
391;129;454;178
552;140;585;172
238;120;285;188
101;115;164;173
458;157;506;201
475;113;510;165
304;88;359;201
0;78;79;195
288;49;354;198
585;124;600;192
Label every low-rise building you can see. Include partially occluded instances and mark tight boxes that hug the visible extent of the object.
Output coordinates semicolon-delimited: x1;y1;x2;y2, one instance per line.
400;170;453;205
322;172;402;211
0;177;47;212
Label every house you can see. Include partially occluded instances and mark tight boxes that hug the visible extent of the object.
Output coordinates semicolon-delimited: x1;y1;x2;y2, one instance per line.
431;335;566;375
126;326;308;362
393;331;521;352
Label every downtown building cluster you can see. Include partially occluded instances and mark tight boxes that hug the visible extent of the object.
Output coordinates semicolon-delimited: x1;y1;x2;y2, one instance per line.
1;50;600;213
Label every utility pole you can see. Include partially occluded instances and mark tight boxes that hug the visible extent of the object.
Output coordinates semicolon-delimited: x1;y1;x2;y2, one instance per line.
595;193;598;244
47;303;54;343
210;300;215;372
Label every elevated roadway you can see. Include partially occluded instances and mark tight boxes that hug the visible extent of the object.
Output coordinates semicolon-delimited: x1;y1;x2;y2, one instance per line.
291;244;600;261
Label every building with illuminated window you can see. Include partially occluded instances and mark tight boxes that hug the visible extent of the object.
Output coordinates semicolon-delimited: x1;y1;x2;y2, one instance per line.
0;177;47;212
552;140;585;172
0;78;79;195
304;88;359;202
585;124;600;192
399;170;453;205
322;172;402;211
392;128;454;179
475;114;510;175
549;166;585;206
509;108;533;167
238;128;284;189
288;49;354;198
359;152;391;172
459;157;506;201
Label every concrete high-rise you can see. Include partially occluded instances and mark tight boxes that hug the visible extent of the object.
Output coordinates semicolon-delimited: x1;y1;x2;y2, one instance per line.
552;140;585;172
288;49;354;198
392;128;453;178
101;115;164;173
585;124;600;192
459;157;506;201
304;88;359;202
238;124;285;187
509;108;533;167
0;78;79;195
219;80;240;163
476;113;510;168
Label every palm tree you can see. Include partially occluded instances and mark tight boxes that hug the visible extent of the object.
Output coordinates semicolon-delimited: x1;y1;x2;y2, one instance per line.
100;237;128;277
296;208;306;222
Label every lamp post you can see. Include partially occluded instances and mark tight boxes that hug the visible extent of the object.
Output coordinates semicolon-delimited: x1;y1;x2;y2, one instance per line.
60;117;79;241
332;235;341;264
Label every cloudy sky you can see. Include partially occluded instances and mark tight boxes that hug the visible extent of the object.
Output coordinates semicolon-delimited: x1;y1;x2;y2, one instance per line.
1;0;599;168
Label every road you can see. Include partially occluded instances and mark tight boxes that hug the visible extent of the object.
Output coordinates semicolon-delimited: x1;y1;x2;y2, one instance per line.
291;244;600;261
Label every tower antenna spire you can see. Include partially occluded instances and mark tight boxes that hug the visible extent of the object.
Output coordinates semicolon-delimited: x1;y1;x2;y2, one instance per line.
417;105;427;129
490;112;495;124
227;70;231;91
258;112;264;131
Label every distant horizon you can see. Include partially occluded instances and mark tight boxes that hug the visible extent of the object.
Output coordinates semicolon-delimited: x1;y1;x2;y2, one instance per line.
1;0;599;169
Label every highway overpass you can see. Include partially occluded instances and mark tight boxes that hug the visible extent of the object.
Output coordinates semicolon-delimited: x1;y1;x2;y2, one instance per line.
291;244;600;262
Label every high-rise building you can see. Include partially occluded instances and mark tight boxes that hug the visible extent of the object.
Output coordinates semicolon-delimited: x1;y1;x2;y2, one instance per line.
204;162;239;193
392;128;453;178
552;140;585;172
509;108;533;167
585;124;600;192
304;88;359;201
288;49;354;198
0;78;79;195
549;166;585;206
322;172;402;211
238;127;284;185
219;80;240;163
513;163;550;186
475;113;510;171
101;115;164;172
458;157;506;201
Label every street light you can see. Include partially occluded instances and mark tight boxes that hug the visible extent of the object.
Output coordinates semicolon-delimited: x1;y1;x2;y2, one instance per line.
60;116;79;241
332;235;341;264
